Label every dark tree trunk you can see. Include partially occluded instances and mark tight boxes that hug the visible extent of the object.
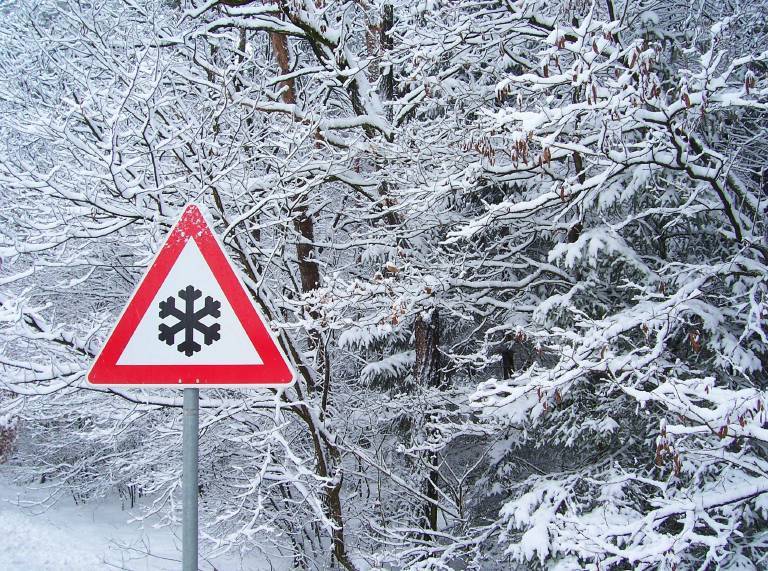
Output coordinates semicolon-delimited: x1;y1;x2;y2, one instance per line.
414;309;443;389
413;308;443;536
380;4;394;109
269;27;351;570
269;29;324;393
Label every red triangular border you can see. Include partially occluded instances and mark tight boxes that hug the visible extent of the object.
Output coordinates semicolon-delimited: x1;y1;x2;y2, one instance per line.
88;204;296;386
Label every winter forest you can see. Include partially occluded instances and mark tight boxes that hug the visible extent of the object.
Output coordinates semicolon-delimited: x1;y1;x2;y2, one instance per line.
0;0;766;569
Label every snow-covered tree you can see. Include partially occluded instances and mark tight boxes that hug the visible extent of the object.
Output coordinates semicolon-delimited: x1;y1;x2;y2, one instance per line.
434;1;768;568
0;0;766;569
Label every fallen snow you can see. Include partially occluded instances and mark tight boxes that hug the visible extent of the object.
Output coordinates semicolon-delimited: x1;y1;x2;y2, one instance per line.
0;470;279;570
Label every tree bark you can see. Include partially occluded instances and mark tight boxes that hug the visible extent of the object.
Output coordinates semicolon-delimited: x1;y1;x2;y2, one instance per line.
414;309;442;389
270;23;351;569
269;29;324;393
413;308;443;536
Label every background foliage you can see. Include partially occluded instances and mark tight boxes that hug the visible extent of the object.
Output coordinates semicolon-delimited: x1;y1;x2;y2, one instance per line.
1;0;767;568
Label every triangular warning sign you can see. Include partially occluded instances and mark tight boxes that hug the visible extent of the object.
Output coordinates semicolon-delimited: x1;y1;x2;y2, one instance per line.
88;204;296;387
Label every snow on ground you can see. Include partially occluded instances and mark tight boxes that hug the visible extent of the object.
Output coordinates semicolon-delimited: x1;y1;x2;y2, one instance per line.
0;470;282;570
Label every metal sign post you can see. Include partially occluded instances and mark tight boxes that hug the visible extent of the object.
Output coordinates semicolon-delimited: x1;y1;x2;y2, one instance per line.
183;388;199;571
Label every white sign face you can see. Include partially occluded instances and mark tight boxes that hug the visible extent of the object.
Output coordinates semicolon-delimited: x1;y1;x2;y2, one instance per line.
117;240;263;366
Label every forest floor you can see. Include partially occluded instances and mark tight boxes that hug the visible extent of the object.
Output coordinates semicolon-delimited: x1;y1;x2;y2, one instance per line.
0;468;280;570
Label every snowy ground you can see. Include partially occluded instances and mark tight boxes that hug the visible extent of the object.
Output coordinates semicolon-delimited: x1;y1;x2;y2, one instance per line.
0;470;280;570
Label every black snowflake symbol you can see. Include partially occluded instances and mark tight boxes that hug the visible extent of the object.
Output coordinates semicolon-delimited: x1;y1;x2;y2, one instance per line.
158;285;221;357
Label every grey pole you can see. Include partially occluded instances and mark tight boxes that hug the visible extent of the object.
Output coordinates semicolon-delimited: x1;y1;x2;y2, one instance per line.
183;388;199;571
